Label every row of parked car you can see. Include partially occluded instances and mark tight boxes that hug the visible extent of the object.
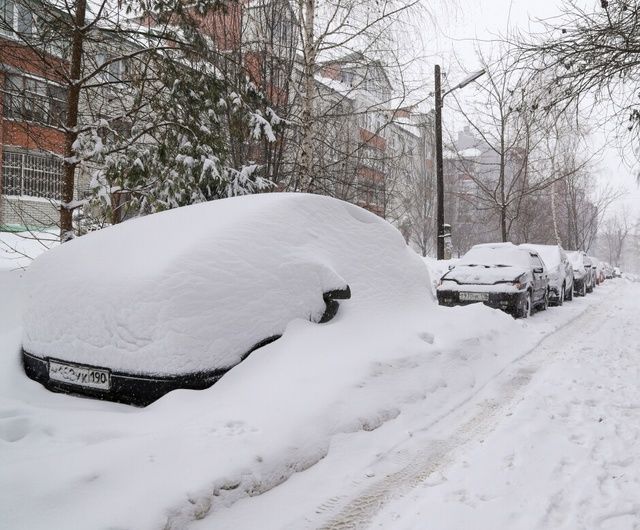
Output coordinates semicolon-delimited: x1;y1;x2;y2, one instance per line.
436;242;620;318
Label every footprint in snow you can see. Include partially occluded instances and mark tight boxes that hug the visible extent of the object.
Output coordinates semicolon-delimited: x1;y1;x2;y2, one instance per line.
418;332;435;344
597;509;640;529
0;408;27;419
0;417;31;443
211;421;259;437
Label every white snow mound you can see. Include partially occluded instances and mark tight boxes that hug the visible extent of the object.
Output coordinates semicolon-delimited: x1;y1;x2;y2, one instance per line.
22;193;431;375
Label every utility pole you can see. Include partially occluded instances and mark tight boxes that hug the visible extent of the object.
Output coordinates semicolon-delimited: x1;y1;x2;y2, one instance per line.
434;65;444;260
433;66;486;260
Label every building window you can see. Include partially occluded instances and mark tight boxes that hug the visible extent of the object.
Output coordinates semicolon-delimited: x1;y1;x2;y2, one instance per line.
2;149;63;200
2;73;67;127
341;71;354;87
96;53;128;84
1;0;33;37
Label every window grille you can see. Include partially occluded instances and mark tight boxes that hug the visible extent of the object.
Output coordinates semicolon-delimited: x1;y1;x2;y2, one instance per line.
1;149;63;200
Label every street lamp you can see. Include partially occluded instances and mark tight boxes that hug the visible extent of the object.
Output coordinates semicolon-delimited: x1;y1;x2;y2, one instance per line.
434;66;486;259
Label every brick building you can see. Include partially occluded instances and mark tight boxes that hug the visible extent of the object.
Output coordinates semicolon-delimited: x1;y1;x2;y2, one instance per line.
313;54;435;222
0;0;70;229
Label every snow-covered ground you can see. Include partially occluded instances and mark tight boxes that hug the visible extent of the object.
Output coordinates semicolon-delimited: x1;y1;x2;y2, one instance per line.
0;216;640;530
371;279;640;530
192;281;628;530
1;243;633;530
0;231;58;271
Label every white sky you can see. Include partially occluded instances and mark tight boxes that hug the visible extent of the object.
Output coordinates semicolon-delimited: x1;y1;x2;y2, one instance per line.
422;0;640;221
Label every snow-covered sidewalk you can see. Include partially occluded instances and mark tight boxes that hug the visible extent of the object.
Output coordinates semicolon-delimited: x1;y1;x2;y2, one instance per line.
369;279;640;529
184;282;630;530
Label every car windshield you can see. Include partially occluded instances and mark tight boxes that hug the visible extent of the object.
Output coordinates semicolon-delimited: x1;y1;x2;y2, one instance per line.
459;246;529;268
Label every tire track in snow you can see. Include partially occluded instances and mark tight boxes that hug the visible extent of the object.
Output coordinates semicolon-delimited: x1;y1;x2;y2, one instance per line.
313;282;625;530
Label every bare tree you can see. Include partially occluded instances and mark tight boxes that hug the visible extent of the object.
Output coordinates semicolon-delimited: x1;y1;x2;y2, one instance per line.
287;0;427;202
513;0;640;170
444;49;604;247
394;115;435;255
600;208;632;266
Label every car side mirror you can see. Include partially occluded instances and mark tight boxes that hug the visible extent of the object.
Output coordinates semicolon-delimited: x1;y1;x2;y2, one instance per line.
448;264;455;270
319;286;351;324
533;267;543;274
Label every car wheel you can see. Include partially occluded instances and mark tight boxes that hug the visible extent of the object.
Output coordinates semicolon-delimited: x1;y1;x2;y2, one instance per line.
540;289;549;311
558;285;565;306
581;283;587;296
566;283;573;301
518;292;532;319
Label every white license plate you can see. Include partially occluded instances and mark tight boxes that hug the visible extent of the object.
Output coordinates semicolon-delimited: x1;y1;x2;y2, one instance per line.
48;359;111;390
459;291;489;302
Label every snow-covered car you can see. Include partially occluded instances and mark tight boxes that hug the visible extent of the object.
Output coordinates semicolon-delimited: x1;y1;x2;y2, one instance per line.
614;266;622;278
422;257;459;295
588;255;600;288
593;258;606;284
567;251;593;296
520;243;573;305
21;193;429;406
603;262;614;279
437;242;549;318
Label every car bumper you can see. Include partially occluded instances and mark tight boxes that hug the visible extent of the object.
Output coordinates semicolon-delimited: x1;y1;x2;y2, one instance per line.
22;350;225;406
437;290;526;317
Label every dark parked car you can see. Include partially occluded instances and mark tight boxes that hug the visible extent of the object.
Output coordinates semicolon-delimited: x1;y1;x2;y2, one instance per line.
520;243;573;305
437;243;549;318
567;251;593;296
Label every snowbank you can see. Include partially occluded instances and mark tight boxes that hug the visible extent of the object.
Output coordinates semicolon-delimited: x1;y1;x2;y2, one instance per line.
0;230;57;271
23;193;431;375
368;281;638;530
2;268;530;530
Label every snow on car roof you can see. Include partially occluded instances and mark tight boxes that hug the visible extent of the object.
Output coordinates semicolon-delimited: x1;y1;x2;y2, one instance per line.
23;193;430;376
460;244;530;268
520;243;561;269
566;251;584;267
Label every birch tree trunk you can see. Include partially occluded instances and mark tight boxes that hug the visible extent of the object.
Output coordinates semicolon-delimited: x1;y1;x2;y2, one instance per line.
297;0;316;191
